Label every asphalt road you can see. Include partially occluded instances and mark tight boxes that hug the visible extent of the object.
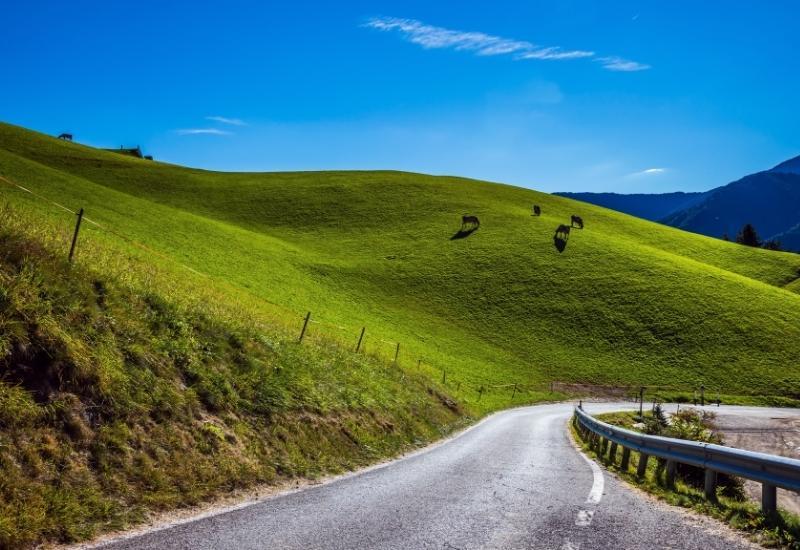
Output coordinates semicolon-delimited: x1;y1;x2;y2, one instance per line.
96;402;758;550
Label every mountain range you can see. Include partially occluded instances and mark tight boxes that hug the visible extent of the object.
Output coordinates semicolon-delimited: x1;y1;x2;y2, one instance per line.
557;155;800;251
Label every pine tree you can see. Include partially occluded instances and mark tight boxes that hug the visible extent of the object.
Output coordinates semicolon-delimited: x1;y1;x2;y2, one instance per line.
735;223;761;247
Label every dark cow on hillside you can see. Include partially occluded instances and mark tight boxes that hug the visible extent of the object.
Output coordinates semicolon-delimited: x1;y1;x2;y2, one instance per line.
461;215;480;230
571;215;584;229
532;205;541;216
555;224;571;238
57;133;73;141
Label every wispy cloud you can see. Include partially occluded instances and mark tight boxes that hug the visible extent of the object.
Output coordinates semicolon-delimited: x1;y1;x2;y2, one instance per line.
364;17;646;71
598;56;651;72
206;116;247;126
364;17;592;61
518;48;594;60
176;128;233;136
627;167;666;178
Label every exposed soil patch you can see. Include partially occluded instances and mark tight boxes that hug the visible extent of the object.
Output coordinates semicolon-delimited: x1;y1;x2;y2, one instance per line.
711;410;800;515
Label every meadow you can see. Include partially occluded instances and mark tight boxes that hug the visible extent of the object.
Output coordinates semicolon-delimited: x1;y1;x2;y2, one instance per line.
2;122;799;400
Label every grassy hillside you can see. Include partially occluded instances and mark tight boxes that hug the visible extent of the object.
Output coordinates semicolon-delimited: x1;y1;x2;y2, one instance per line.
2;122;800;398
2;120;800;544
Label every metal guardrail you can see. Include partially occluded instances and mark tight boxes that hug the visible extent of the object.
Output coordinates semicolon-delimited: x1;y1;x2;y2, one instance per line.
574;406;800;515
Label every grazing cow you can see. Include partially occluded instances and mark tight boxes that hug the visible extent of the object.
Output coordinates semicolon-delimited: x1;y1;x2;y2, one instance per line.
532;205;541;216
462;215;480;230
555;224;571;238
57;133;73;141
571;215;584;229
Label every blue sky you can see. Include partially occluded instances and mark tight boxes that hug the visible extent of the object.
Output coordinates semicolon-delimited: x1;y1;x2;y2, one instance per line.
2;1;798;192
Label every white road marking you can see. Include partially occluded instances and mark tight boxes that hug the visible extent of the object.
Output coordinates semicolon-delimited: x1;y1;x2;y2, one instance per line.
561;540;580;550
571;428;605;532
577;447;604;504
575;510;594;526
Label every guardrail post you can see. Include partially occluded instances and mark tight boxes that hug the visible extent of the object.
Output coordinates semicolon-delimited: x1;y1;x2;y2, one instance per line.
600;437;608;455
637;453;649;478
620;447;631;471
608;442;618;463
665;460;677;489
704;469;717;501
762;483;777;517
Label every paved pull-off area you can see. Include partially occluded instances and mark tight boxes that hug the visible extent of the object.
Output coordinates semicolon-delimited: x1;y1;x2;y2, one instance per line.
98;403;756;550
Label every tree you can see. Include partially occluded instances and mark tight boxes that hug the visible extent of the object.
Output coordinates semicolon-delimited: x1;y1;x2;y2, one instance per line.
735;223;761;247
721;232;729;241
763;239;783;251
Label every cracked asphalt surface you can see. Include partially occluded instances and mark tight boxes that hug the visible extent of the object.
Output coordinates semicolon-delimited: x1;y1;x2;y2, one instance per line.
96;402;758;550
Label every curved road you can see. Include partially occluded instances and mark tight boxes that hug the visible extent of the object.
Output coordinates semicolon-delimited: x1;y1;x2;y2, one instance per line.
96;403;757;550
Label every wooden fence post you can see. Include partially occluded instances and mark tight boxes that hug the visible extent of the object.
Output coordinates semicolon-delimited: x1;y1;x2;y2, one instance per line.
299;312;311;342
355;327;365;352
394;342;400;364
638;387;645;419
68;208;84;263
512;384;517;398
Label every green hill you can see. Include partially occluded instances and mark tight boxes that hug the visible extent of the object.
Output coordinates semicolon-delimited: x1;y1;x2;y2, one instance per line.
2;120;800;545
2;121;799;397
